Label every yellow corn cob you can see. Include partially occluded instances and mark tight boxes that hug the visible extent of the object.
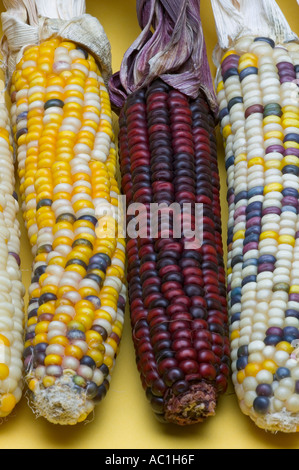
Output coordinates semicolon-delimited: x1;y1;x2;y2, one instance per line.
0;81;25;418
6;33;126;425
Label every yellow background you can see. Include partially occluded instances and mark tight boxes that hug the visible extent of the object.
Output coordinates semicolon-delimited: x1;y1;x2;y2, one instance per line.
0;0;298;450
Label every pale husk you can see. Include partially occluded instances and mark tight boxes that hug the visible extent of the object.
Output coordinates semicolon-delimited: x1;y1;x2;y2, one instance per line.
1;0;112;86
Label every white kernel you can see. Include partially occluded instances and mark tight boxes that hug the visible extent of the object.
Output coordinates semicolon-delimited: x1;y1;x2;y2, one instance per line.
274;385;292;401
244;391;256;407
286;359;298;370
248;340;265;353
248;352;264;364
243;376;258;391
274;350;289;366
256;370;273;384
273;398;284;412
280;378;294;391
291;367;299;380
286;395;299;413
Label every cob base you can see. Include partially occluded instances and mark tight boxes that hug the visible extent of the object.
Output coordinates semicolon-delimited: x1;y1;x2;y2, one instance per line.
28;374;94;425
164;382;216;425
248;409;299;433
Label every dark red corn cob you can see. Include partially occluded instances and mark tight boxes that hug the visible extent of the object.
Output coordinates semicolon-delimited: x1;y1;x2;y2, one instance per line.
118;79;229;425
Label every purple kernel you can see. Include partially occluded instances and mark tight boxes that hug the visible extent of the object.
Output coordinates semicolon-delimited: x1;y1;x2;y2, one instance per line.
256;383;273;397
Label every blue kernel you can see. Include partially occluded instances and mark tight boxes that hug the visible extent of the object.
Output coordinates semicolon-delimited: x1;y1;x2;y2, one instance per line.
236;356;248;370
239;66;258;81
281;205;297;214
283;326;299;339
225;155;234;170
258;255;276;265
247;186;264;198
222;67;239;82
231;255;243;267
230;313;241;324
264;335;282;345
284;133;299;144
237;345;248;357
246;201;263;213
253;37;275;48
234;190;248;203
243;233;260;244
282;165;299;176
242;258;258;268
241;275;256;286
231;295;242;306
245;226;261;236
219;107;229;121
227;96;243;111
284;334;299;344
282;188;298;198
253;396;270;414
275;367;291;380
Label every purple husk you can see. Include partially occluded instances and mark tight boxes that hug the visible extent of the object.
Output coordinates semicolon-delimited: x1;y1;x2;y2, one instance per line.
108;0;217;115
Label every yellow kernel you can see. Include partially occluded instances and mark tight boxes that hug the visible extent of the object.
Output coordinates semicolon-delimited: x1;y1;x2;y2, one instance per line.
282;155;299;167
64;344;84;360
244;363;262;377
290;285;299;294
0;334;10;347
222;125;232;139
42;376;56;388
94;309;112;323
265;160;281;170
233;230;245;241
262;359;277;374
0;364;9;380
282;119;299;129
216;81;224;94
49;335;69;347
230;330;240;340
28;378;39;392
264;130;284;141
106;337;118;352
103;355;114;369
263;115;281;125
44;354;63;366
32;333;48;345
237;370;246;384
0;393;16;413
87;349;104;367
259;231;278;241
77;412;89;423
85;330;103;346
221;50;238;63
73;314;93;331
278;235;295;246
264;183;283;194
276;341;294;354
27;316;37;327
35;321;50;335
248;157;264;167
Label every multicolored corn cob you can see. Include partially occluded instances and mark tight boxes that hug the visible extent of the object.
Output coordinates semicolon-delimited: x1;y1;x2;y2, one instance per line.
0;84;25;418
2;2;126;425
212;0;299;432
110;0;229;425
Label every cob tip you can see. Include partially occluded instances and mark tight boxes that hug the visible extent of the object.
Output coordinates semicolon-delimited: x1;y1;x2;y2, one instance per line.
164;382;217;426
